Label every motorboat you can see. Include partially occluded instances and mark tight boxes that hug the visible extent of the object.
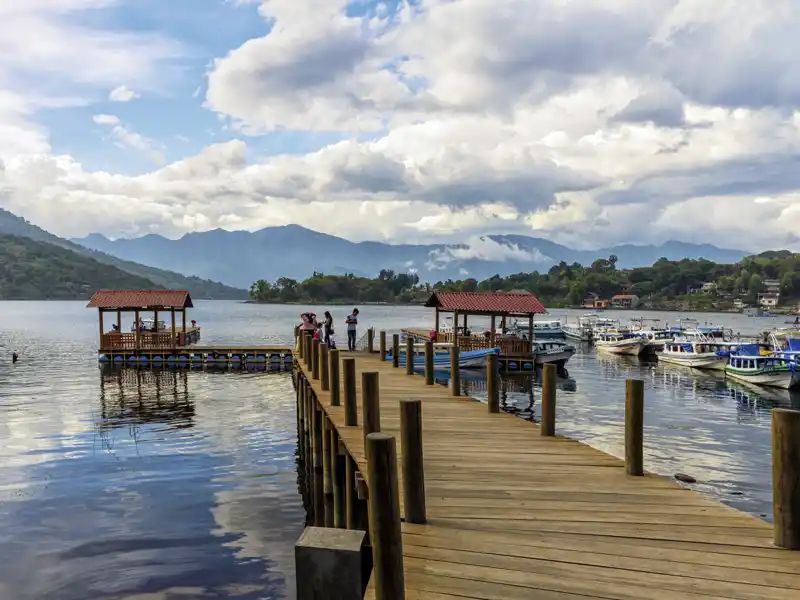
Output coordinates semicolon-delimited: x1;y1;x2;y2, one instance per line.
131;317;166;332
657;336;738;370
562;316;594;342
629;318;673;353
386;346;499;370
510;319;564;337
531;340;575;367
594;332;647;356
725;344;798;389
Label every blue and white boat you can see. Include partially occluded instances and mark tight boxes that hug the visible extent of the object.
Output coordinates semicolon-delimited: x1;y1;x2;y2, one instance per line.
386;346;500;370
725;343;798;389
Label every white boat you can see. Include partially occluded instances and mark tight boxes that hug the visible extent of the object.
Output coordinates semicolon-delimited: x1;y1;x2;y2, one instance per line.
387;346;498;370
594;332;647;356
131;317;166;332
657;336;740;370
629;319;673;353
532;340;575;366
563;315;594;342
511;319;563;337
725;345;798;389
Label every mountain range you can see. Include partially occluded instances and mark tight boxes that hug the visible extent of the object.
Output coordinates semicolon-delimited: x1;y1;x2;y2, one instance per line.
0;209;246;299
72;225;749;288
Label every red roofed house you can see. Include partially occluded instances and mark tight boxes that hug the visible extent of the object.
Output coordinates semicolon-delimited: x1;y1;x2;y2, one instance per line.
87;289;199;351
610;294;640;309
423;290;547;357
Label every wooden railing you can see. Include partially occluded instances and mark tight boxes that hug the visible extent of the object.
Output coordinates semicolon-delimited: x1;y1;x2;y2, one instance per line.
434;332;531;356
101;331;177;350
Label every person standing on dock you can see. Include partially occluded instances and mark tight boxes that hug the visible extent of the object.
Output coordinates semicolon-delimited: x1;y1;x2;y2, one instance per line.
323;311;334;345
346;308;359;351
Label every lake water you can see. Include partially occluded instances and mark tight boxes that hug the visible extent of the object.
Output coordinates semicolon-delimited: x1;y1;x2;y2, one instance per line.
0;301;798;599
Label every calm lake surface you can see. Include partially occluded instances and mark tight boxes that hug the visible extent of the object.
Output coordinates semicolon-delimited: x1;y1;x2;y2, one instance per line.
1;301;798;599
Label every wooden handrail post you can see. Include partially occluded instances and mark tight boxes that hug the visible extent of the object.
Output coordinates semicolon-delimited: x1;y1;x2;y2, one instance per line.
342;358;358;426
424;341;434;385
392;333;400;368
329;348;341;406
345;456;357;530
540;363;556;436
303;333;311;367
320;343;330;391
333;436;346;528
297;326;303;359
312;338;320;380
379;331;387;361
323;419;333;496
400;399;426;524
487;353;499;413
405;336;415;375
625;379;644;476
366;433;405;600
773;408;800;549
367;327;375;353
362;372;381;448
450;346;460;396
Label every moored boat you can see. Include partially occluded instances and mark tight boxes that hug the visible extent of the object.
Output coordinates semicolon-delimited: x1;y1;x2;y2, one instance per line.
510;319;564;337
531;340;575;367
725;344;798;389
563;315;594;342
657;338;734;370
386;346;499;370
594;332;647;356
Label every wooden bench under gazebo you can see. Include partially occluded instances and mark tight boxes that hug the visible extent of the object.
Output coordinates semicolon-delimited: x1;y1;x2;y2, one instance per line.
88;289;201;352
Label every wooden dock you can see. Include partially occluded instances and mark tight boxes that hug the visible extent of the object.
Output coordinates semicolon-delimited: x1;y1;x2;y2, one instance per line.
99;345;294;365
293;337;800;600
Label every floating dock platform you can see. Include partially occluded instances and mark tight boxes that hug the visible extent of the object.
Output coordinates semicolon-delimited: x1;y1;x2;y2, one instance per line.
99;346;294;365
293;333;800;600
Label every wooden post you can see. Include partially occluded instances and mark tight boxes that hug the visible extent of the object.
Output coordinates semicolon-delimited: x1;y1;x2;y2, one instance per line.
490;314;496;347
434;308;439;333
333;438;346;528
342;358;357;426
98;309;104;348
367;327;375;353
312;401;323;471
773;408;800;549
182;310;186;333
487;353;499;412
541;363;556;436
329;349;341;406
345;456;357;529
134;309;140;350
361;372;381;448
171;308;176;346
450;346;460;396
625;379;644;476
312;403;325;526
400;399;426;524
312;338;321;380
305;333;312;368
405;336;415;376
392;333;400;368
424;341;434;385
379;331;387;361
453;310;459;348
320;343;330;391
323;420;333;496
366;433;405;600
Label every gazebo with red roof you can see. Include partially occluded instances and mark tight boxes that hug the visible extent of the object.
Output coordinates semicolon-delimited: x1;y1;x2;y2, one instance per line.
424;290;547;351
87;289;197;351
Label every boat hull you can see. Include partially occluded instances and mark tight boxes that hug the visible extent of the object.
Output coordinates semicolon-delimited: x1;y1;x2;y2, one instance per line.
596;342;645;356
725;367;796;389
657;353;727;370
389;347;499;370
563;328;591;342
534;349;574;366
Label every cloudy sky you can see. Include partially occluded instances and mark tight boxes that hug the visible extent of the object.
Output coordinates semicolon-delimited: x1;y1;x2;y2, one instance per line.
0;0;799;251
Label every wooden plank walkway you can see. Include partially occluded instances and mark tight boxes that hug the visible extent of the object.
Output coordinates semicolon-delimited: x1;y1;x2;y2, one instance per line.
297;352;800;600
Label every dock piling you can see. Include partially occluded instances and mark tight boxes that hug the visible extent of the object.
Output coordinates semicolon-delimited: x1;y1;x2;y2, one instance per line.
320;343;330;391
405;337;414;376
295;526;367;600
361;372;381;447
304;334;312;368
345;456;357;529
424;341;434;385
297;328;304;359
312;338;321;380
366;433;405;600
342;358;358;426
625;379;645;476
391;333;400;368
400;399;427;524
487;353;499;413
540;363;556;436
329;349;341;406
450;346;460;396
333;436;346;528
379;331;387;361
323;420;333;496
773;408;800;549
367;327;375;354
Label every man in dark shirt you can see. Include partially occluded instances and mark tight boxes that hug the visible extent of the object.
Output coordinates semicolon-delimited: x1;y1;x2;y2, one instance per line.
345;308;359;351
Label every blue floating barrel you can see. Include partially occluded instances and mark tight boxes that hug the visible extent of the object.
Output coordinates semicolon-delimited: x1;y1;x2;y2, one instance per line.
523;362;534;370
114;355;124;362
508;361;518;370
152;355;163;362
99;354;109;362
269;353;280;362
166;355;177;362
245;354;255;362
283;353;293;362
139;355;149;362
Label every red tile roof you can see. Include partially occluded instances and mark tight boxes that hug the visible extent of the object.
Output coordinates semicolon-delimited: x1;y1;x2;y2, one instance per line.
425;291;546;314
86;290;193;309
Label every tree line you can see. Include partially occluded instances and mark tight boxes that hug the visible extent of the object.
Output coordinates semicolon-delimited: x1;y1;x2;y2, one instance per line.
249;251;800;309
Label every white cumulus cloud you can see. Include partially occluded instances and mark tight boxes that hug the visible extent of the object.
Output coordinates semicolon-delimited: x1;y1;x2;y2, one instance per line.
108;85;140;102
